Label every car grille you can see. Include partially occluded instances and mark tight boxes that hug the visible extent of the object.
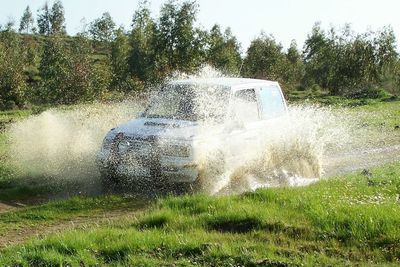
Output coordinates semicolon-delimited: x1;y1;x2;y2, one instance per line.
118;140;152;156
112;135;161;177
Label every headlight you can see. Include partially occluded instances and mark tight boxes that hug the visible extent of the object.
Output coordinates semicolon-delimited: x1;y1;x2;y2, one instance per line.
101;130;120;151
162;144;191;158
101;134;116;150
118;140;131;154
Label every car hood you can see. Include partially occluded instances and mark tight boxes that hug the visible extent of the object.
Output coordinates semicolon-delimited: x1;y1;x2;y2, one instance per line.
113;117;201;141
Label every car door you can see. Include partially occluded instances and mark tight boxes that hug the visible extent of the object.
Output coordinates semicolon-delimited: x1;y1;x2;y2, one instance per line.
258;84;287;120
222;84;287;164
222;87;263;164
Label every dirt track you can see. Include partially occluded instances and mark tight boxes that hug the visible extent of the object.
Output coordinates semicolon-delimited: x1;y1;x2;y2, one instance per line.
0;203;15;214
0;206;144;249
323;144;400;177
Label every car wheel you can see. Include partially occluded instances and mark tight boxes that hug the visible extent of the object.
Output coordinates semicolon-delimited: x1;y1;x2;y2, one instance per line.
100;168;121;193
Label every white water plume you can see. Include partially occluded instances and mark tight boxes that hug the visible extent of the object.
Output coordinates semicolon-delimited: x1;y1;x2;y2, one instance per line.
193;105;350;195
8;100;144;185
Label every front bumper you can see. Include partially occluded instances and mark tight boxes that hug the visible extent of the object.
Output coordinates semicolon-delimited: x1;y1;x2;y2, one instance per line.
97;150;198;184
97;133;199;184
117;163;198;183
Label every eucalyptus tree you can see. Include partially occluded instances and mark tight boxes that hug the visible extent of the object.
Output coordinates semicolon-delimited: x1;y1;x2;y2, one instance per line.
50;0;66;35
37;1;66;35
156;0;203;74
89;12;116;42
243;34;288;83
129;0;157;82
19;6;35;34
0;31;27;109
207;24;242;75
37;2;51;35
111;28;131;90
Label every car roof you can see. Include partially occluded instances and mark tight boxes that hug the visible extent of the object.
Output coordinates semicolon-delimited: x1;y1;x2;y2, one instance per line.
169;77;278;89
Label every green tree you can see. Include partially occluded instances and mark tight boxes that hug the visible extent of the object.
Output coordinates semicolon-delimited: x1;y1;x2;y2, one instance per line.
37;2;51;35
111;28;131;90
50;0;66;35
333;34;377;94
89;12;116;42
156;0;203;74
39;36;111;104
379;60;400;96
174;0;203;71
206;25;242;75
128;0;157;82
38;36;69;103
66;37;111;102
0;31;27;109
91;58;113;99
19;6;35;34
242;34;288;85
374;27;399;95
284;40;304;89
374;27;398;69
23;35;41;98
303;24;398;96
303;23;336;91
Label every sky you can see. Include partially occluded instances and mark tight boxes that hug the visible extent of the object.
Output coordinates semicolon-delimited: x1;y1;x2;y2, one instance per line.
1;0;400;53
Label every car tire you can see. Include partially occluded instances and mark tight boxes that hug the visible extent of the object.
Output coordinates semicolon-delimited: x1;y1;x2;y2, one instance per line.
100;168;121;193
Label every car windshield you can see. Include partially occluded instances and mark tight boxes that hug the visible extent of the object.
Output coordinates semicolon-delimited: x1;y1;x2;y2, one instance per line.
144;83;229;121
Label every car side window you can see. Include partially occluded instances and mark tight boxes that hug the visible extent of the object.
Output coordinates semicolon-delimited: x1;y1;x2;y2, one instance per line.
232;89;259;122
259;86;286;119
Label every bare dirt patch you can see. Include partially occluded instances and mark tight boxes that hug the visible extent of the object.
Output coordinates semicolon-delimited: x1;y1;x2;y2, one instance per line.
0;204;145;249
0;202;15;214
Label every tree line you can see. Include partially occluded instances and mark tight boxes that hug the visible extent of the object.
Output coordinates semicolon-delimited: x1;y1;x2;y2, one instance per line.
0;0;398;109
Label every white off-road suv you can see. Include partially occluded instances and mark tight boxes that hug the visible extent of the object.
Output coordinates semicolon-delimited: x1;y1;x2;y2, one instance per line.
96;78;287;189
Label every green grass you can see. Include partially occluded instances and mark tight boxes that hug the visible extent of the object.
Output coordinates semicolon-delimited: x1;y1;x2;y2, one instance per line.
288;88;398;107
349;100;400;129
288;90;400;133
0;109;32;122
0;98;399;265
342;99;400;147
1;163;400;266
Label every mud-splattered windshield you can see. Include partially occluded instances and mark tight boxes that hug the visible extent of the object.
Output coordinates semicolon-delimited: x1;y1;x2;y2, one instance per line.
144;83;229;121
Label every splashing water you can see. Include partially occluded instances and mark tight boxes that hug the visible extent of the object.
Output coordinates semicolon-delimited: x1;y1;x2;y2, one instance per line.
8;100;144;191
7;67;400;196
193;105;350;195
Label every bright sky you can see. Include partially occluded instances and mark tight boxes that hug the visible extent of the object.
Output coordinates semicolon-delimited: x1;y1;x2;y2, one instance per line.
1;0;399;53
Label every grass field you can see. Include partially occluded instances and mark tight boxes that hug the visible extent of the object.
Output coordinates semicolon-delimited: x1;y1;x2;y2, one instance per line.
0;163;399;265
0;98;399;266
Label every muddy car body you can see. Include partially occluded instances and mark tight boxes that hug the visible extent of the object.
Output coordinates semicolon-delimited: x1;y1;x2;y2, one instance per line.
96;78;288;188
